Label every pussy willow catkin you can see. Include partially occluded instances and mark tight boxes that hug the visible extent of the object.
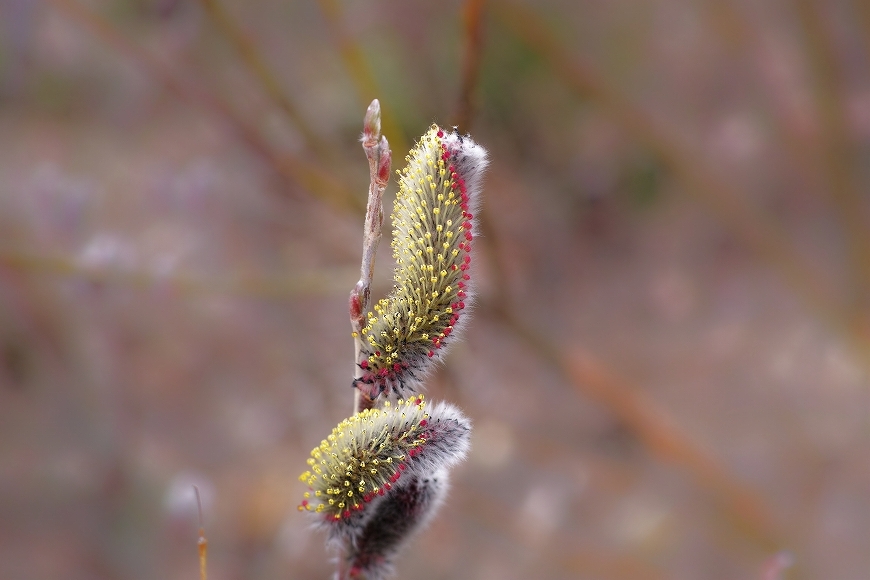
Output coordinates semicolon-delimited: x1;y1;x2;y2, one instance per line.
353;126;488;400
298;396;471;525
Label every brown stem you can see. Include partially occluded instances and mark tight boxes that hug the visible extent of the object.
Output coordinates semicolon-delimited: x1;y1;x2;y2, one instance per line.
197;0;333;160
317;0;409;156
493;1;862;351
0;247;355;299
193;486;207;580
793;0;870;324
488;301;781;550
452;0;488;131
46;0;359;213
350;100;391;415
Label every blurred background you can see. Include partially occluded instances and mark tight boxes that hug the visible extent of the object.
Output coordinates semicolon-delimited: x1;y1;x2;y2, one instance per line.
2;0;870;578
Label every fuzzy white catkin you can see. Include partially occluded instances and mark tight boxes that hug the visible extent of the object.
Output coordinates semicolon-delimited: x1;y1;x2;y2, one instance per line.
344;469;451;580
298;397;471;544
354;126;488;400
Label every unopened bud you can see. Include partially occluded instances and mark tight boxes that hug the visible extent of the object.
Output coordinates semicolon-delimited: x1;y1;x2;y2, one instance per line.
376;138;391;186
362;99;382;147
